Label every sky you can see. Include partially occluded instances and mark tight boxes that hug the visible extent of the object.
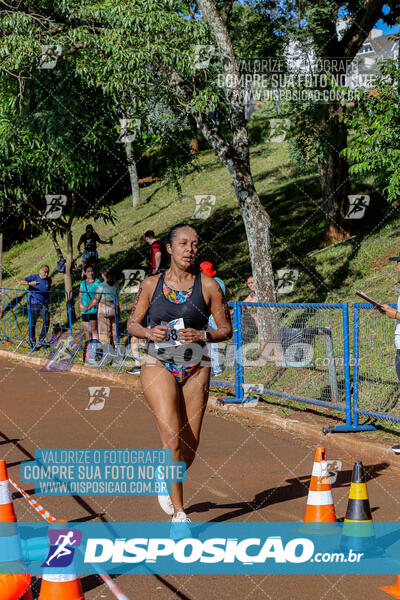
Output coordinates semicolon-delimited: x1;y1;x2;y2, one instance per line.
375;19;398;36
376;5;399;35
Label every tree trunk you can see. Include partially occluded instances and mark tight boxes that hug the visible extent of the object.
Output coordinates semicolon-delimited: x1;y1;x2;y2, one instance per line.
63;226;77;326
45;225;64;261
227;159;279;353
125;142;140;208
0;233;3;289
64;228;73;295
318;107;352;244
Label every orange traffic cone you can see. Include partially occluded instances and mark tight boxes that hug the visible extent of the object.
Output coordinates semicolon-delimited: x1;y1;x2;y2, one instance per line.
381;574;400;598
0;460;31;600
304;446;337;523
39;519;84;600
0;459;16;522
39;573;84;600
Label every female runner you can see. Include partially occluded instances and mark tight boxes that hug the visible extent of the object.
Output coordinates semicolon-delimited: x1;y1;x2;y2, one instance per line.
127;224;232;524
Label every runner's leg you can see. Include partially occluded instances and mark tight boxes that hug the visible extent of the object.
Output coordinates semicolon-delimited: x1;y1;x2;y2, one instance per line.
140;361;184;513
179;365;211;470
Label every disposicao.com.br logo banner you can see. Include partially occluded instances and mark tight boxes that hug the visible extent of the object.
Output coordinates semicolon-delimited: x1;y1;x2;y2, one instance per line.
4;523;400;575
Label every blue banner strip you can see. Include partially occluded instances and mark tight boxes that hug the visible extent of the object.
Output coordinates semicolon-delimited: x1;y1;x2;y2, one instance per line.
2;522;400;575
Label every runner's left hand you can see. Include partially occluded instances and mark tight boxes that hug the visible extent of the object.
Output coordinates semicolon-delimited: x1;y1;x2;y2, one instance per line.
178;328;203;343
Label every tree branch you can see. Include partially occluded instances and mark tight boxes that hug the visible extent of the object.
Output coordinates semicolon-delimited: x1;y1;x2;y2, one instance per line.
220;0;233;26
339;0;386;58
196;0;248;162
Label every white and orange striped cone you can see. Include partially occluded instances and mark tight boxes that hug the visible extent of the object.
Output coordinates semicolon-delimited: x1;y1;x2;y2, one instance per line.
39;573;84;600
0;460;31;600
39;520;84;600
304;446;337;523
0;459;16;523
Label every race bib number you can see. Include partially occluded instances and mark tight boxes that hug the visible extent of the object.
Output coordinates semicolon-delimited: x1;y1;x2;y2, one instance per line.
154;318;185;349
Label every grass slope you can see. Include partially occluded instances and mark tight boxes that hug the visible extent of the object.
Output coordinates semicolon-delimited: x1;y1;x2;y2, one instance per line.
4;139;399;306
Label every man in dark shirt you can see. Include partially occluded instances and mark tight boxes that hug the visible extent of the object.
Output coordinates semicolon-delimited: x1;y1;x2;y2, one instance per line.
77;224;112;276
18;265;52;347
144;230;165;275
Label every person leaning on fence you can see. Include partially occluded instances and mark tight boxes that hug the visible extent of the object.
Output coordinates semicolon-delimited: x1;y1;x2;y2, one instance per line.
243;275;257;303
79;265;101;344
377;251;400;454
200;261;229;377
77;224;112;277
18;265;52;348
87;267;118;351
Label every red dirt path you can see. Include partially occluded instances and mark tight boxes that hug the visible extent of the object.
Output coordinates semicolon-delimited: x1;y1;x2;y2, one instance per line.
0;357;399;599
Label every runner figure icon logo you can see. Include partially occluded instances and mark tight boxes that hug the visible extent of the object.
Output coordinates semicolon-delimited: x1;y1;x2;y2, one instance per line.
86;387;110;411
41;529;82;568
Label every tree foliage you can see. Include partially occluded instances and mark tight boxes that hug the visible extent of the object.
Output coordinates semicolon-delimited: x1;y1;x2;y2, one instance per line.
342;59;400;203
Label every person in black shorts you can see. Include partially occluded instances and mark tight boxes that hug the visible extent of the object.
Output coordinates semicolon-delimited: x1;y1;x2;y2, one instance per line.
77;224;112;276
127;224;232;526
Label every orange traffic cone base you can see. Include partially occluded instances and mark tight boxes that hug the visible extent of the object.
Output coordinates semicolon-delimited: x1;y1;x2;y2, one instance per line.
304;446;337;523
304;505;336;523
39;578;84;600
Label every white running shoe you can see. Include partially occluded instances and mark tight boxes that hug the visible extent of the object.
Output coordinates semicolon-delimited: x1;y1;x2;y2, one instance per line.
156;465;174;516
158;492;175;516
170;511;191;540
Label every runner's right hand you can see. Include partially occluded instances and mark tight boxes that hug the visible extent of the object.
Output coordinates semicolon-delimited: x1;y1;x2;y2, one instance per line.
148;325;169;342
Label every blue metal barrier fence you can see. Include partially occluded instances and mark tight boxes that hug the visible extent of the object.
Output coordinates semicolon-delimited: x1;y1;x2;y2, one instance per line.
221;301;355;433
2;287;400;434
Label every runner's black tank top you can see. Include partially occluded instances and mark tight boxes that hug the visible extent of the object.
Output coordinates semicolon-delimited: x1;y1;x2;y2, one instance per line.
147;271;209;329
146;271;210;365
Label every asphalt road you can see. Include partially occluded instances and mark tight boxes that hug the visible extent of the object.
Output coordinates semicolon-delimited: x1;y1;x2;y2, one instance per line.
0;357;399;599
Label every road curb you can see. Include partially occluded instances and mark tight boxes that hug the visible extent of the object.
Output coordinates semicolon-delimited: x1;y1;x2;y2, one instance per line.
206;399;400;473
1;348;398;472
0;349;142;391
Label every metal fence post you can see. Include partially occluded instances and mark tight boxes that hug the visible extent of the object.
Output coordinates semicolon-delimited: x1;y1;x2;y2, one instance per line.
236;303;244;400
232;303;240;400
348;303;376;431
342;303;352;428
352;304;360;428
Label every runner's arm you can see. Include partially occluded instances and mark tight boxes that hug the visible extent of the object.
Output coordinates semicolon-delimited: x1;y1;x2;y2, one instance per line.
127;278;168;341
